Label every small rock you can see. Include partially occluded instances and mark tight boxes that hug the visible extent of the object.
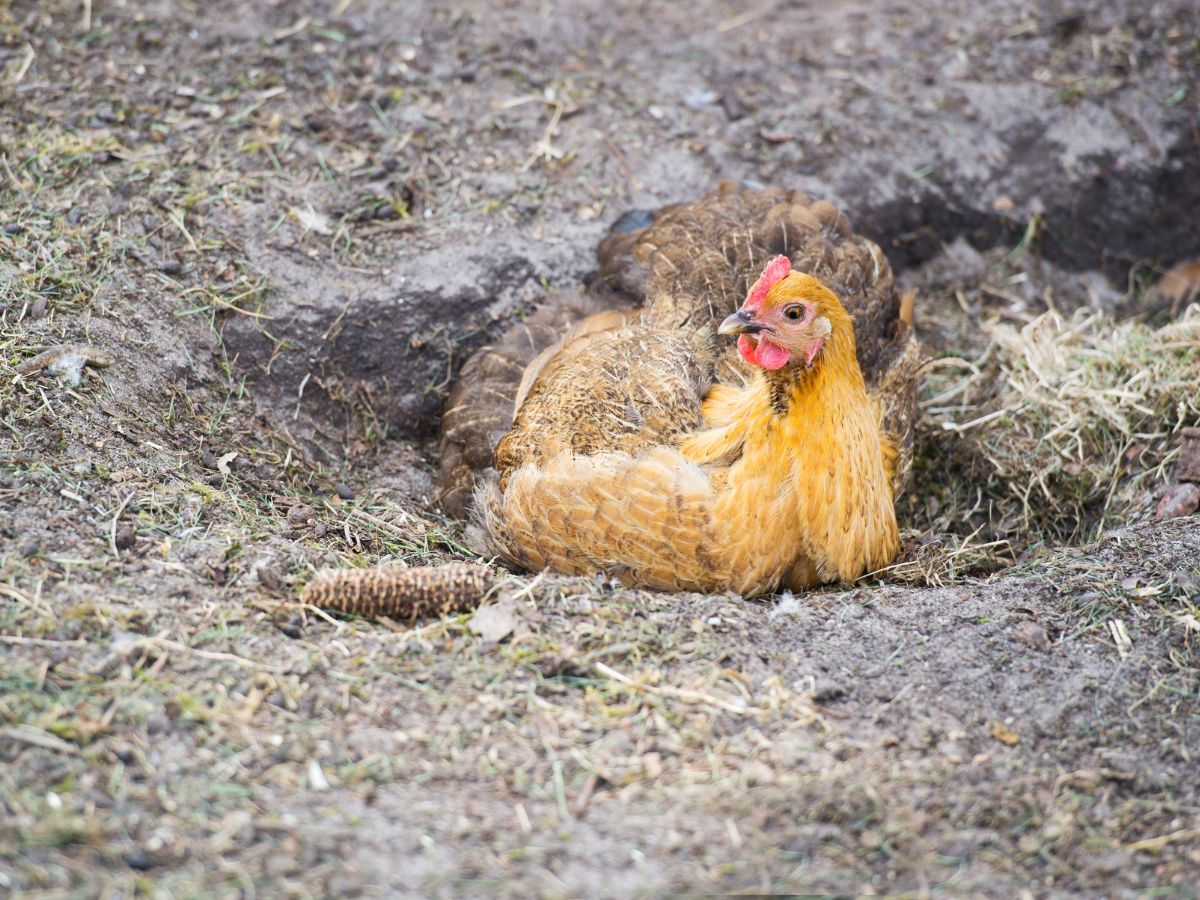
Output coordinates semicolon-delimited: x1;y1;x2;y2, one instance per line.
275;615;302;639
1010;620;1051;653
759;129;793;143
718;83;747;120
681;87;718;110
307;759;330;792
1078;848;1131;875
812;679;847;703
287;504;316;526
125;848;155;871
988;720;1021;746
1155;482;1200;520
1176;428;1200;483
257;563;284;591
205;561;229;585
939;740;966;763
469;595;524;643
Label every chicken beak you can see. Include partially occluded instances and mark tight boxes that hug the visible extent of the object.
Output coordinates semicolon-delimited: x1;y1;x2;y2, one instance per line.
718;309;765;335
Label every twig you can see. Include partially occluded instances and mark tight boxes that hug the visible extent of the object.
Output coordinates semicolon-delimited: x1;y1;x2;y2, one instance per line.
1125;827;1200;853
92;635;289;675
508;570;546;603
0;724;80;756
593;661;763;717
520;101;565;172
717;3;775;33
109;490;136;560
14;346;115;377
153;637;289;671
338;506;423;544
5;44;35;86
0;584;55;621
940;405;1019;433
0;153;30;202
0;635;86;647
209;292;274;319
270;15;311;43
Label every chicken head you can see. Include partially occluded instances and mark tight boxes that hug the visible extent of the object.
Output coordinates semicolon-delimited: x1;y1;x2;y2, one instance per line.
718;256;845;371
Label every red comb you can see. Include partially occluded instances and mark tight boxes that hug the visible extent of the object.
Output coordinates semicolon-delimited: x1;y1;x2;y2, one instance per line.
743;255;792;312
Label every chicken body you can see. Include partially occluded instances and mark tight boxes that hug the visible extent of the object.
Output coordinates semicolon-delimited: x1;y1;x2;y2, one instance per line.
438;183;921;518
477;269;899;595
437;183;921;593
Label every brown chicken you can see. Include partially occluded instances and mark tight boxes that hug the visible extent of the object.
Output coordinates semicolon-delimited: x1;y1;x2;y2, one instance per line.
436;183;923;594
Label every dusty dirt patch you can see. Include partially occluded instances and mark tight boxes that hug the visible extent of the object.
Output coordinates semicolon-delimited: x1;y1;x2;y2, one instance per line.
2;0;1199;896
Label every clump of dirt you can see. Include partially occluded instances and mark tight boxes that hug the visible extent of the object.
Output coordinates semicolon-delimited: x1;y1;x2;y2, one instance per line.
2;0;1199;896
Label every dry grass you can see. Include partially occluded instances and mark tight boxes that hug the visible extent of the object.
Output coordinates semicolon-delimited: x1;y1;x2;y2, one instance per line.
904;305;1200;564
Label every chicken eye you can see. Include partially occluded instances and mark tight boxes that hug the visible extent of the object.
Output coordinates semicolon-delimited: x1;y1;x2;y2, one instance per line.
784;305;805;320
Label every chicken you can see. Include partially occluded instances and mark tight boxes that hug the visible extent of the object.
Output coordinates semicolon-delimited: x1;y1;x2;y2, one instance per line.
436;182;923;593
437;183;921;513
476;256;899;594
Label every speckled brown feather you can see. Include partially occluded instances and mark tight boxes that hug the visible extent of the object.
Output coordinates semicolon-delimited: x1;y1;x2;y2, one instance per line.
436;290;633;516
300;564;495;620
493;320;712;480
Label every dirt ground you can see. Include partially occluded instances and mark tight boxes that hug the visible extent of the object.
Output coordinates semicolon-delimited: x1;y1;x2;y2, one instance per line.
2;0;1199;896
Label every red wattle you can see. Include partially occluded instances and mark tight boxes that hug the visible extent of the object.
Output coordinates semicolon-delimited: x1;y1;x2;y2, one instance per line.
738;334;790;370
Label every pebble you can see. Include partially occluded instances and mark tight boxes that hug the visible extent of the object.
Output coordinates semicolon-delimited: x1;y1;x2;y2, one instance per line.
1155;482;1200;519
1010;620;1052;653
812;678;847;703
287;504;316;526
124;848;154;871
1176;428;1200;482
